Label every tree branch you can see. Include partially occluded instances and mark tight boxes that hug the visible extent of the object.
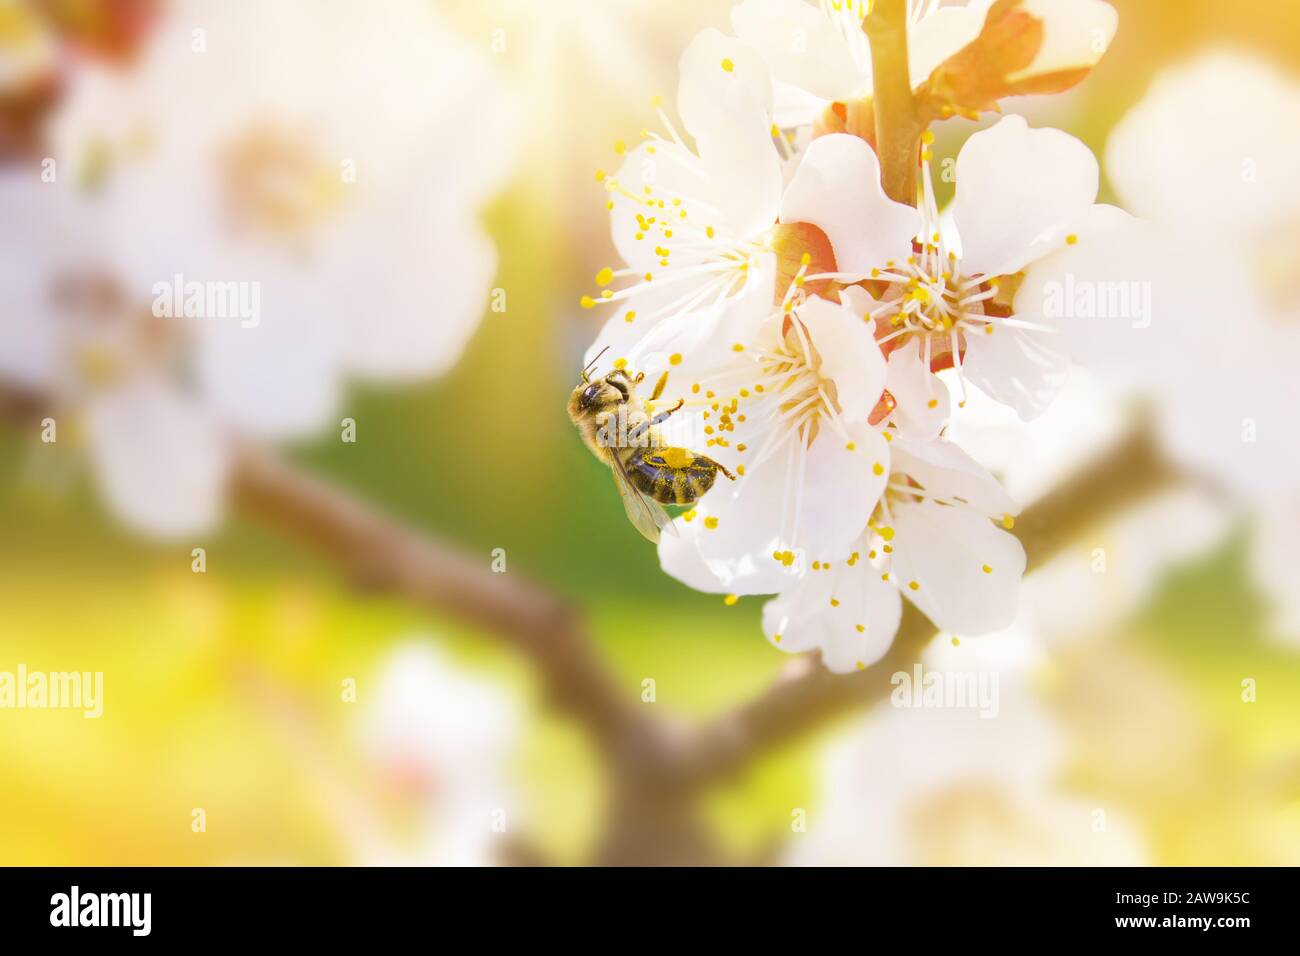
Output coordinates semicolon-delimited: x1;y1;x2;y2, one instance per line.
0;380;646;760
671;423;1181;788
865;0;921;204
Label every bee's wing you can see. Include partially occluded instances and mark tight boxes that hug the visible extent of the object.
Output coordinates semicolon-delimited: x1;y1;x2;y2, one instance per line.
609;455;678;543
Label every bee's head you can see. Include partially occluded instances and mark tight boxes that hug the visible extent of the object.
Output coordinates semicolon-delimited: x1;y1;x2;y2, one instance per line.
569;368;635;416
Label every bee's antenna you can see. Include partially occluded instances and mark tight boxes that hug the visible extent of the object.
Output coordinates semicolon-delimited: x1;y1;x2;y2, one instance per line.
581;346;610;382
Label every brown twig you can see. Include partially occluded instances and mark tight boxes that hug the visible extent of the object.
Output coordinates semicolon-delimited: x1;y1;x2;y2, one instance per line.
669;423;1180;788
0;380;1181;863
865;0;922;204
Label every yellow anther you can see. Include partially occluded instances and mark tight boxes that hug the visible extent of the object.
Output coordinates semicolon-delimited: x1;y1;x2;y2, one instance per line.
613;357;628;370
669;353;682;366
720;57;734;72
846;442;856;451
1066;234;1078;245
908;580;920;591
830;598;840;608
872;462;884;476
1001;514;1015;529
981;564;993;574
724;594;738;606
704;516;719;529
879;526;895;542
580;296;596;309
595;169;606;182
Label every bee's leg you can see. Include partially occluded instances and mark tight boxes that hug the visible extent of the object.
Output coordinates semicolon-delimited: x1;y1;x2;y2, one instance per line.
628;399;684;444
716;462;736;481
651;371;669;401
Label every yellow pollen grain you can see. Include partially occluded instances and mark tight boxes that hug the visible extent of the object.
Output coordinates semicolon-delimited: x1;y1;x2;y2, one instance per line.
703;516;719;529
683;509;698;522
720;57;734;72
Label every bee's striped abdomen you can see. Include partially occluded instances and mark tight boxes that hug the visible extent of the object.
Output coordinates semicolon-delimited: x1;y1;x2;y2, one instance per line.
627;448;722;506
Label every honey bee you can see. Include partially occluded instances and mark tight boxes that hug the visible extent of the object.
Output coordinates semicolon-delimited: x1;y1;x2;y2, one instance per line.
568;351;735;542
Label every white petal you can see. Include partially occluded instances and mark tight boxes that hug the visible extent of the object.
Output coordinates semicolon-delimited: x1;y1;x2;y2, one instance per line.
952;115;1099;278
909;2;992;88
798;295;887;420
885;338;951;440
1007;0;1118;82
607;140;714;274
344;209;494;382
85;381;230;538
891;434;1020;518
1012;204;1165;392
795;423;891;558
761;566;902;673
780;133;920;275
677;29;783;237
890;499;1025;634
959;324;1070;421
1105;50;1300;235
659;516;790;596
195;272;346;439
730;0;868;104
